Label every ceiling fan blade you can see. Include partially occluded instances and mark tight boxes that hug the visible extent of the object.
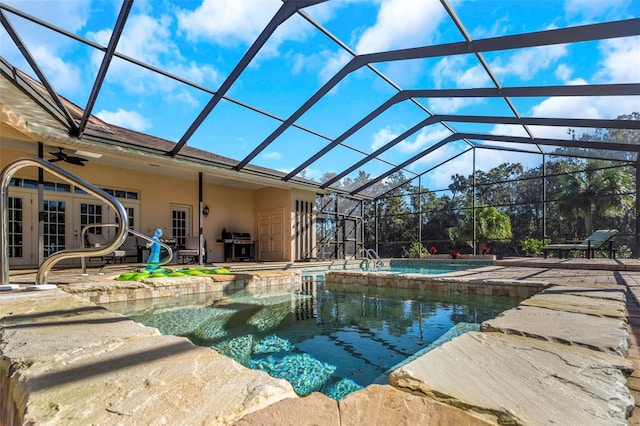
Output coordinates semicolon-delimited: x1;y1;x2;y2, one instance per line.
66;157;87;166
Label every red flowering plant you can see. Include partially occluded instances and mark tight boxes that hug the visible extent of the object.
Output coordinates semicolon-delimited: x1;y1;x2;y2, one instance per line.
450;250;461;259
481;245;491;255
428;246;437;255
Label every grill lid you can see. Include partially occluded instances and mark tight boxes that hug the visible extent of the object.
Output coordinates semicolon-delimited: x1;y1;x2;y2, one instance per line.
222;231;251;240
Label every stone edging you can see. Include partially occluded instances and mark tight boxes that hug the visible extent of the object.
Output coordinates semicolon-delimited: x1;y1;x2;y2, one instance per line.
0;267;634;424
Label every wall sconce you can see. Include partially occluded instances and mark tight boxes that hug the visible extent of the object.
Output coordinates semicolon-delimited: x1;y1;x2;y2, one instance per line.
202;205;210;217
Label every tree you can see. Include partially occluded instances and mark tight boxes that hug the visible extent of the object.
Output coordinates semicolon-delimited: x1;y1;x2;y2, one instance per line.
448;207;512;249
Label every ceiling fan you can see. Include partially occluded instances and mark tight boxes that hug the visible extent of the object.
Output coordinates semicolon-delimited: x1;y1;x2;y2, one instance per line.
48;147;88;166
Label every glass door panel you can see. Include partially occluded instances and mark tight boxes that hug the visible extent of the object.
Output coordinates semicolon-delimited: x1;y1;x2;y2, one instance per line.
171;206;190;248
43;199;67;257
80;202;104;240
7;193;36;266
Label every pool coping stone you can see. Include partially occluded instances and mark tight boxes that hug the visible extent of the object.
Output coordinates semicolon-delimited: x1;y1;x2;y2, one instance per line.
2;259;640;424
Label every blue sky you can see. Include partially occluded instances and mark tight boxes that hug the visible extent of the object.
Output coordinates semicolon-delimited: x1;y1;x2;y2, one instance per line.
2;0;639;196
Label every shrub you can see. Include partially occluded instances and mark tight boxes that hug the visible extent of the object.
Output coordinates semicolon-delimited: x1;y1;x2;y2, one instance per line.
407;241;429;258
520;237;551;257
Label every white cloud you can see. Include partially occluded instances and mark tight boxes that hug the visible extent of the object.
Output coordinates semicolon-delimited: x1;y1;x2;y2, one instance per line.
176;0;280;46
428;97;485;114
291;49;352;85
371;127;398;150
355;0;445;54
554;64;574;82
564;0;629;23
169;61;220;88
432;56;491;88
303;166;325;181
487;95;600;148
397;127;452;154
30;46;83;94
282;166;324;182
532;94;602;120
4;0;93;33
529;94;637;137
594;37;640;84
173;90;200;107
519;35;640;138
489;124;530;138
2;0;95;94
262;151;283;160
421;144;543;190
96;109;151;132
416;142;471;188
357;126;459;189
87;13;220;97
490;44;567;81
176;0;318;67
318;50;353;84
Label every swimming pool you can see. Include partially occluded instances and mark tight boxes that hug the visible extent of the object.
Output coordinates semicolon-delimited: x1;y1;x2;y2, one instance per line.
103;277;521;400
297;258;489;280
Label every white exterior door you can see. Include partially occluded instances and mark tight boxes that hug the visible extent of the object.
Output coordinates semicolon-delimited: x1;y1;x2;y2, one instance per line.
259;208;284;261
171;205;191;248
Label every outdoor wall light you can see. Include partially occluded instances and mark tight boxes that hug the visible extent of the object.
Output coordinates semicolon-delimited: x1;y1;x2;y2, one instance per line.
202;205;210;217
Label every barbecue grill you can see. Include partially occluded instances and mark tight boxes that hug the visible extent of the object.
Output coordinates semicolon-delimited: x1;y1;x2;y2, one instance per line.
221;231;254;261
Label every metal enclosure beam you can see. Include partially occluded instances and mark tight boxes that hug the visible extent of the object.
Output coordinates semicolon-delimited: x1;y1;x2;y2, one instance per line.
0;9;78;133
171;0;326;157
77;0;133;137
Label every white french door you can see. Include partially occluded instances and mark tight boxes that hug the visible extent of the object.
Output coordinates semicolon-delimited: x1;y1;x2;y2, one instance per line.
6;191;36;266
76;199;139;245
42;198;72;258
7;188;75;266
7;185;139;267
171;205;191;248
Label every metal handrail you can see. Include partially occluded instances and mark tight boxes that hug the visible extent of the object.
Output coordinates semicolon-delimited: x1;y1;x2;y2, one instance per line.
80;223;122;275
356;247;384;270
0;157;128;285
96;228;173;275
366;248;383;264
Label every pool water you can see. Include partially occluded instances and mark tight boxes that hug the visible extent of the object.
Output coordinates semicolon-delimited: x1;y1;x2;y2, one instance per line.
104;281;521;400
298;261;486;280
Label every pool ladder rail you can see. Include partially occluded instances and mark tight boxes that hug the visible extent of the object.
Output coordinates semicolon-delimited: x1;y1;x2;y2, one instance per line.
80;225;174;276
1;157;129;288
357;248;385;271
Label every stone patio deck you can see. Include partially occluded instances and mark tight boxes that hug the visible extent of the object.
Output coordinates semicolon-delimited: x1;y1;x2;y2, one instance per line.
1;258;640;424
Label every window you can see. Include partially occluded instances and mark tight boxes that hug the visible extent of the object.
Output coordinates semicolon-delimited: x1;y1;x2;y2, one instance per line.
8;197;23;258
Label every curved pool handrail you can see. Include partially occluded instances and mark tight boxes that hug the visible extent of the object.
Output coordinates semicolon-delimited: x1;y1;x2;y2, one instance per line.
80;223;122;275
356;247;384;270
96;228;173;275
0;157;128;285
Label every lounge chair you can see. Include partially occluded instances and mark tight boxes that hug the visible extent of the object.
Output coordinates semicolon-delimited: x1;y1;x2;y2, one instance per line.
117;234;139;262
86;233;126;263
178;236;206;264
542;229;618;259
